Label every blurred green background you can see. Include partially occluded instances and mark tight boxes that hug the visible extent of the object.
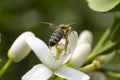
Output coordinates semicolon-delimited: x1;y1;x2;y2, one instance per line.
0;0;118;80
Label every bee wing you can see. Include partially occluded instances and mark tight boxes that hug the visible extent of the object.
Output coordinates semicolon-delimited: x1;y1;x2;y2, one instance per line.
40;22;58;29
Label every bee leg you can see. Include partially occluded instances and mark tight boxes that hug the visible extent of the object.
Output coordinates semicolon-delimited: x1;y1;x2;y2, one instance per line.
65;37;69;54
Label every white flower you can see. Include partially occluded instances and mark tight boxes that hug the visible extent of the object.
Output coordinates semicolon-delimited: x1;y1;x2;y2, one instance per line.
8;31;35;62
22;31;90;80
69;30;93;69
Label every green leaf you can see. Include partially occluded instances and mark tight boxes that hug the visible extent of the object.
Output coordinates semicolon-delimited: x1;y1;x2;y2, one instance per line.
86;0;120;12
85;16;120;64
111;23;120;42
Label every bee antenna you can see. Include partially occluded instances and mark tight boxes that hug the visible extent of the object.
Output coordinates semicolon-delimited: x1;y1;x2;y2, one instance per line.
40;22;57;28
68;23;76;26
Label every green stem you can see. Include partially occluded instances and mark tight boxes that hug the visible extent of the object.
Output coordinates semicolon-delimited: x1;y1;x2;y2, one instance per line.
86;18;119;64
0;59;13;78
80;60;100;73
49;74;56;80
106;71;120;78
93;16;119;53
87;41;119;63
55;77;65;80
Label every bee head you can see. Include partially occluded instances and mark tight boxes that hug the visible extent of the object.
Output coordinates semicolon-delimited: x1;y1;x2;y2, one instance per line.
59;24;70;30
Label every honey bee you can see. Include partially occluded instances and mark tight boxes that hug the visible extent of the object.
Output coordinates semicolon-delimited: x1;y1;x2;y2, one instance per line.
41;22;75;49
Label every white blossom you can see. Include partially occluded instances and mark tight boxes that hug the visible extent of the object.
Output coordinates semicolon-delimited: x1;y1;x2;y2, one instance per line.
8;31;35;62
22;31;90;80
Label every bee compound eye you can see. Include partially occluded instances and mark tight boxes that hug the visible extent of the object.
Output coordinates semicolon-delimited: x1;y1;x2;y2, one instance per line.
61;26;65;29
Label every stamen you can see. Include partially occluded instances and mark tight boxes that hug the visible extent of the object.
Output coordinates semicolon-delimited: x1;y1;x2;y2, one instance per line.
54;44;65;60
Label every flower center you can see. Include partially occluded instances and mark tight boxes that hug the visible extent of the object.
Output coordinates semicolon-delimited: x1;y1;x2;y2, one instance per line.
50;38;70;60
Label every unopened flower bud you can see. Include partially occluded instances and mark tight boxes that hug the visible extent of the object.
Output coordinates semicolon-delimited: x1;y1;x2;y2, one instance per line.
77;30;93;45
8;31;35;62
69;43;91;69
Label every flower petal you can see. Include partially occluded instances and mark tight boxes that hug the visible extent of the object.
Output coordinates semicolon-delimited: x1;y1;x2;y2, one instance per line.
68;31;78;52
25;36;52;63
54;66;90;80
22;64;52;80
8;31;35;62
77;30;93;46
70;43;91;68
26;36;66;70
63;31;78;64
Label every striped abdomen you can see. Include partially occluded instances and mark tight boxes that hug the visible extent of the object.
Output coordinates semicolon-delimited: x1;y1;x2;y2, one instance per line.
49;29;64;47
